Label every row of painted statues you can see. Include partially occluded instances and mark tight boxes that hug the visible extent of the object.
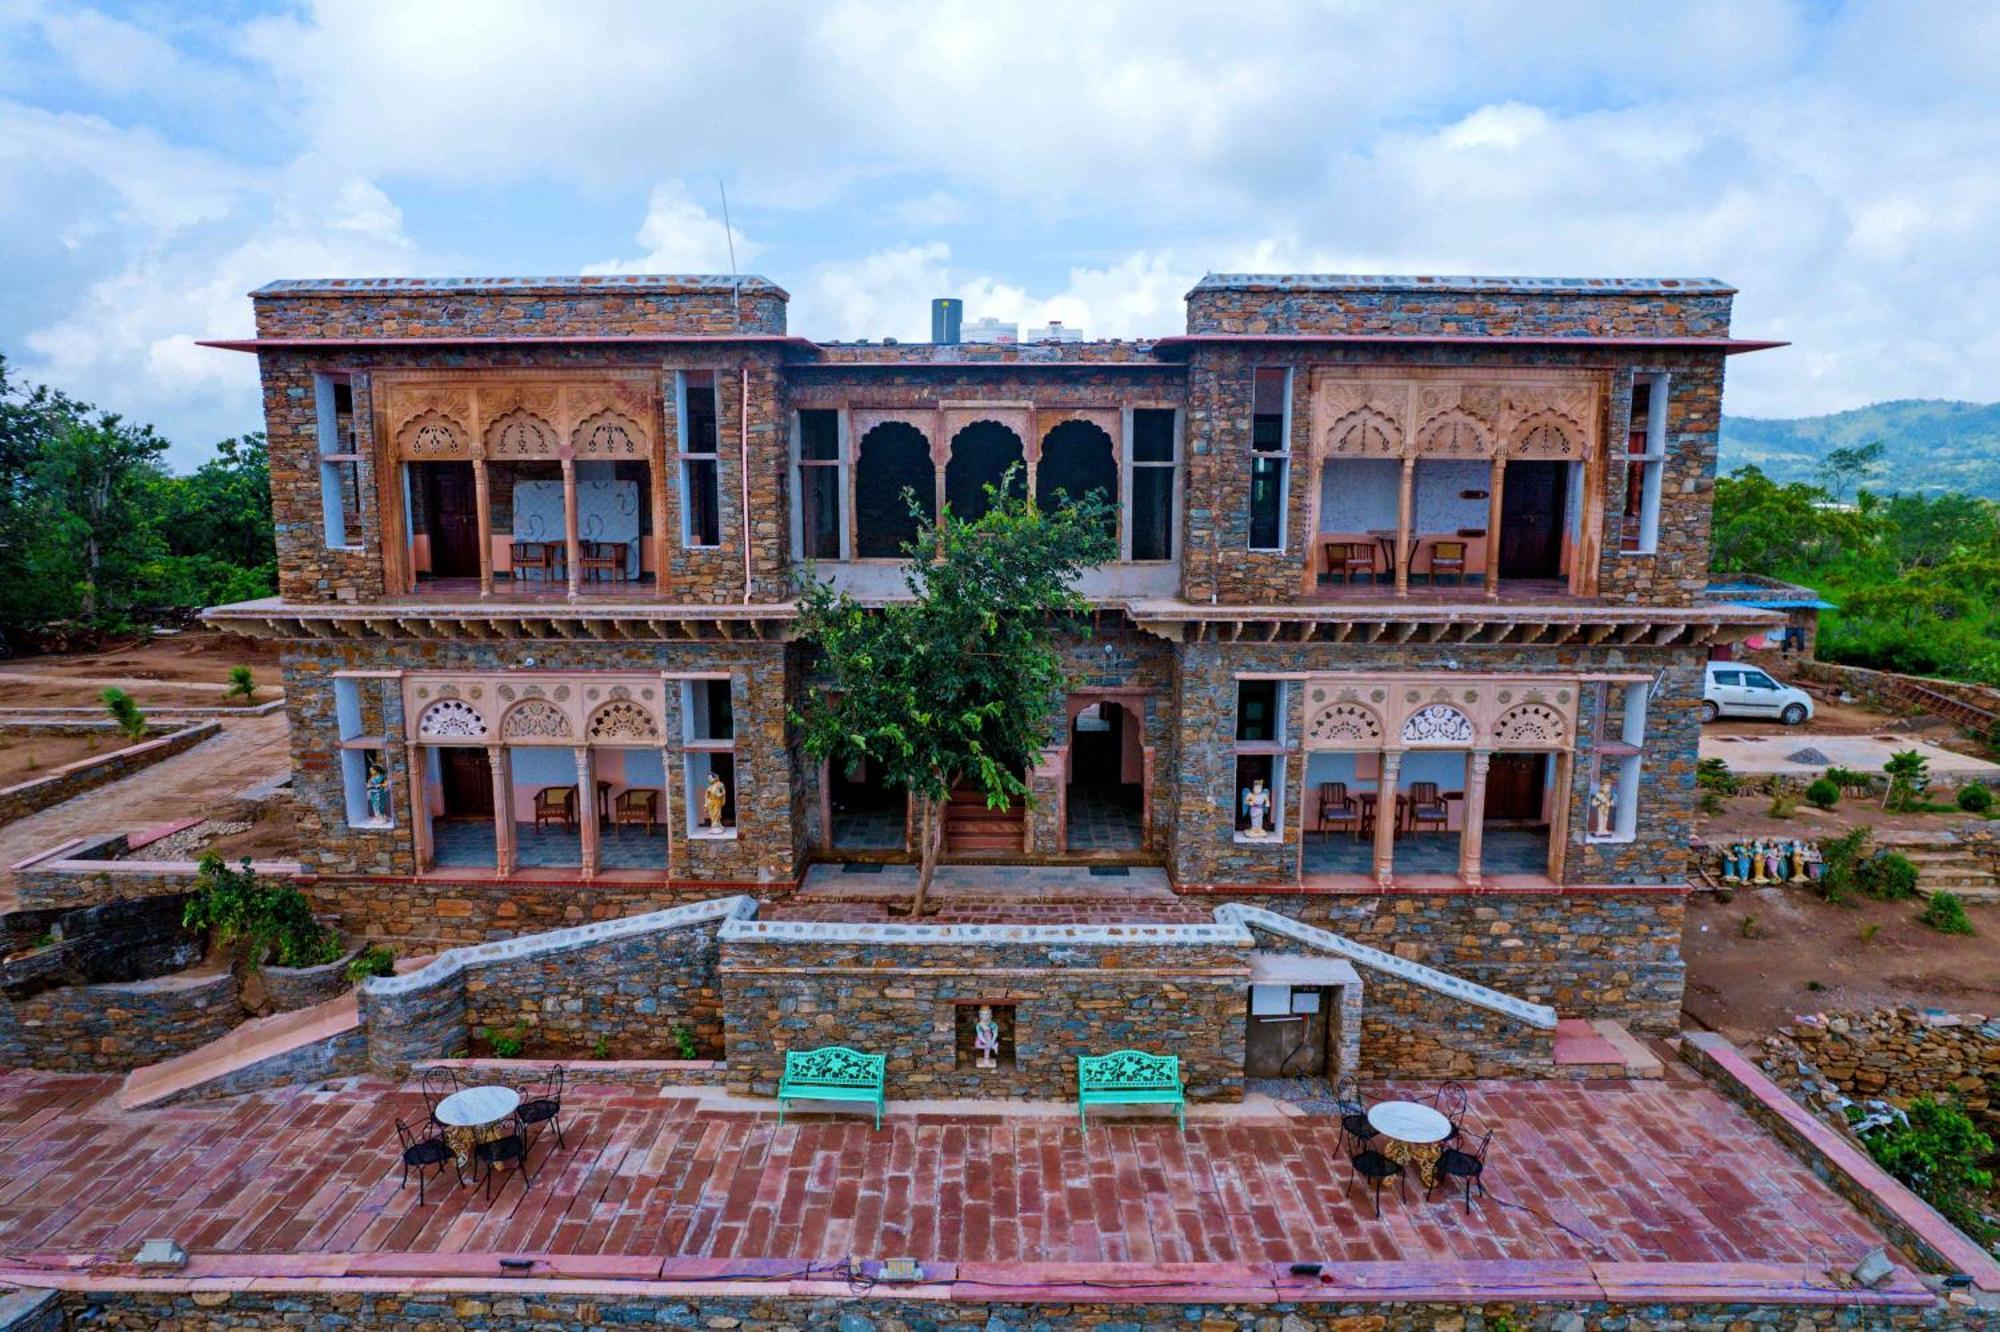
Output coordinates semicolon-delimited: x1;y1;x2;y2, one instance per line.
1719;838;1823;884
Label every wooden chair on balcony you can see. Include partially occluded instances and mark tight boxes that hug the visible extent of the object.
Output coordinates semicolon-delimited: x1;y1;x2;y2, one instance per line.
612;788;660;834
1316;781;1360;840
1424;539;1469;587
1406;781;1451;835
1322;540;1378;586
510;540;564;585
579;539;628;584
533;785;578;832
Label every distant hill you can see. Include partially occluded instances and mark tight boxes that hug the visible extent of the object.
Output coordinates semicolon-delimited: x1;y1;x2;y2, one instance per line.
1720;399;2000;498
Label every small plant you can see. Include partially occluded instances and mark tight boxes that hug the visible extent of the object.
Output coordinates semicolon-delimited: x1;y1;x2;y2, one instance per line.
1739;914;1759;939
1825;765;1872;795
31;930;56;950
592;1035;612;1060
1805;979;1825;992
475;1025;526;1058
345;944;395;983
226;665;257;702
1816;826;1874;904
1920;890;1976;936
1805;777;1841;811
1858;851;1919;901
1956;783;1993;815
1858;922;1881;945
183;853;343;969
101;687;147;740
1883;749;1931;813
672;1024;699;1060
1697;787;1725;816
1696;757;1738;796
1862;1097;1996;1244
1767;779;1801;819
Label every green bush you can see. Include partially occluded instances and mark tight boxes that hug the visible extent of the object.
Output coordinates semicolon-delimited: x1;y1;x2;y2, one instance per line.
1696;757;1738;796
101;687;147;740
1920;890;1976;936
183;853;342;969
1956;783;1993;814
226;665;257;701
1768;779;1801;818
344;944;395;983
1825;765;1872;794
1858;851;1920;901
1862;1098;1996;1244
1884;749;1932;812
1805;777;1841;810
1816;827;1873;903
672;1024;699;1060
476;1025;525;1058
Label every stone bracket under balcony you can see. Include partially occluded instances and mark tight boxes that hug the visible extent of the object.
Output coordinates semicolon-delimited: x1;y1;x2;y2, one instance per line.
1123;599;1783;649
204;597;800;644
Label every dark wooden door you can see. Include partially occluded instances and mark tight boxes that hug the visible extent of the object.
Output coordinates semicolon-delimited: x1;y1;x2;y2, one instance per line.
1485;753;1548;822
423;462;481;578
1499;461;1568;579
438;748;493;818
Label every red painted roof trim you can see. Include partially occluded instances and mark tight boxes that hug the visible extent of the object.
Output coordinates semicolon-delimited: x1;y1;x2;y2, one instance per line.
1151;333;1787;356
196;334;819;353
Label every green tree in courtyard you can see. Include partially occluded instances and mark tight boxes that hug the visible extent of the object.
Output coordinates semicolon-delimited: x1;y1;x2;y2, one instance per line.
792;468;1117;917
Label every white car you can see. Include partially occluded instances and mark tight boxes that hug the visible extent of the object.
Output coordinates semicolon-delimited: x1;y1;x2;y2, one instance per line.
1702;662;1815;726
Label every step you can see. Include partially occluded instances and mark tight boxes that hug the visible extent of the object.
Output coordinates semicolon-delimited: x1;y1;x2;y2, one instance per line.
117;991;364;1110
1551;1018;1662;1080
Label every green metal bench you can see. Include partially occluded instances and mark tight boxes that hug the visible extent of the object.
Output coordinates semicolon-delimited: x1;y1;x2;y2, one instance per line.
1077;1049;1185;1132
777;1045;886;1130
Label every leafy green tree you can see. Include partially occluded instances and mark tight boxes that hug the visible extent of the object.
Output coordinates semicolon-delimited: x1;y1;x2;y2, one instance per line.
1863;1097;1995;1242
1816;440;1884;501
793;468;1117;916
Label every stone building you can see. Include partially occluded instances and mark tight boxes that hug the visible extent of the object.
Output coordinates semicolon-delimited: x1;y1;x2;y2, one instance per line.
204;270;1781;1074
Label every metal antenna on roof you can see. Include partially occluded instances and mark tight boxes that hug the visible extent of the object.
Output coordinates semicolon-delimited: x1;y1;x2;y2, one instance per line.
718;179;740;327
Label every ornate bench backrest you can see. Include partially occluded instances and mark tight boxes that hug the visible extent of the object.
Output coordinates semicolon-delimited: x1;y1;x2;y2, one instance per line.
783;1046;885;1087
1078;1049;1181;1092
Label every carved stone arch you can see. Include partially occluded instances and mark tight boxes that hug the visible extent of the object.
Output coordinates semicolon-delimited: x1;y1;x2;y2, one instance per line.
1400;703;1474;745
1306;700;1384;748
1324;406;1402;459
1492;702;1568;747
417;698;488;739
399;409;471;459
1506;409;1584;461
1416;407;1494;458
500;697;572;741
586;698;659;742
484;407;560;459
573;407;647;459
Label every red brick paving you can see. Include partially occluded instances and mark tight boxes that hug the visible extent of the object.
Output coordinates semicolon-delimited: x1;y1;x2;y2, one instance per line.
0;1070;1886;1269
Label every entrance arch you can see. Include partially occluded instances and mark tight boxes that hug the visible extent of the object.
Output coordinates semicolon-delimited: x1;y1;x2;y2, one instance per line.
1065;698;1143;851
855;421;936;557
945;420;1026;521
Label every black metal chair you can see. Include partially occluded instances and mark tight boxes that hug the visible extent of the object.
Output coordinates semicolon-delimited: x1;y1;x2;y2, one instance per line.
420;1066;462;1131
1347;1146;1405;1218
395;1117;460;1205
1429;1121;1493;1213
472;1127;536;1202
515;1065;566;1151
1334;1076;1377;1154
1432;1081;1468;1144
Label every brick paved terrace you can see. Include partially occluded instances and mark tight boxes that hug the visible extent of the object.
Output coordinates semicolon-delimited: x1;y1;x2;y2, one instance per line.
0;1069;1889;1273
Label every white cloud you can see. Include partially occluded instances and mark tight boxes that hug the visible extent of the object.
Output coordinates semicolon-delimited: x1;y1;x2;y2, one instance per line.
584;181;759;276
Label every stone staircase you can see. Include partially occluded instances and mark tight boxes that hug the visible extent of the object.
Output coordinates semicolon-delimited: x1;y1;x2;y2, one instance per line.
1878;834;2000;903
1552;1018;1664;1080
943;785;1026;857
115;989;366;1109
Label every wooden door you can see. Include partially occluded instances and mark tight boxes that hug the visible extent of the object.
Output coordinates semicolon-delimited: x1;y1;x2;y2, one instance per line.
423;462;482;577
439;748;494;818
1499;461;1568;579
1485;753;1548;823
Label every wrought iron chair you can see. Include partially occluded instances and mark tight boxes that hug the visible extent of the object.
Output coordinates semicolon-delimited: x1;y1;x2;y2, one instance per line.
1425;539;1469;586
1322;540;1377;586
1347;1144;1405;1218
472;1126;536;1201
1316;781;1360;841
395;1117;460;1204
1406;781;1451;835
420;1065;462;1131
515;1065;566;1151
1432;1080;1469;1143
1334;1076;1377;1155
533;785;577;832
1429;1120;1493;1213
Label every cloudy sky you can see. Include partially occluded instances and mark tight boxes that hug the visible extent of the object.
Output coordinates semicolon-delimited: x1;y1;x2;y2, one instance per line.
3;0;1996;468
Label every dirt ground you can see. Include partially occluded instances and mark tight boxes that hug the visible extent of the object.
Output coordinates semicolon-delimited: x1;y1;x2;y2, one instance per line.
0;630;280;711
1694;791;1989;845
0;731;127;780
200;796;300;862
1683;883;2000;1042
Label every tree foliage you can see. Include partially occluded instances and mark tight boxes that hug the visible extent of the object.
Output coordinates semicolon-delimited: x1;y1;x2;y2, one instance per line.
793;469;1118;915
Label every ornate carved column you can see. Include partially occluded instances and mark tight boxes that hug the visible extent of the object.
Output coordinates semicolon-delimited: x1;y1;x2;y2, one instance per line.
562;457;582;601
473;458;495;597
1546;751;1574;884
406;742;431;871
1484;455;1506;599
1460;749;1493;888
488;744;514;875
1373;749;1402;887
1395;457;1416;596
575;747;599;878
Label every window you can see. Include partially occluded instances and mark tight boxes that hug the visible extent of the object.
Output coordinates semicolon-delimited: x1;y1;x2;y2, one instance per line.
1232;679;1288;838
314;373;363;550
678;372;723;548
334;677;390;828
1586;681;1647;843
1248;368;1290;550
793;409;845;561
1711;669;1742;687
1127;408;1178;561
682;678;736;837
1620;374;1668;554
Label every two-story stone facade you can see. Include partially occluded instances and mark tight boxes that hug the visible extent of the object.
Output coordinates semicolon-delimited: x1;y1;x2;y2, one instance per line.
204;271;1781;1032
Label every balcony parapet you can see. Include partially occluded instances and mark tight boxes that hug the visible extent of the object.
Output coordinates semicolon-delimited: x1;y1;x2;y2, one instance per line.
204;596;799;644
1122;598;1783;649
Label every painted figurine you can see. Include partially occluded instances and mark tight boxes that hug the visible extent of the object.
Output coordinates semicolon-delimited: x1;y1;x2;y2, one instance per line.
1589;779;1616;837
974;1005;1000;1070
1722;842;1746;883
364;756;391;825
1804;842;1825;882
1765;840;1785;884
1240;778;1273;838
702;771;729;830
1789;839;1810;884
1749;839;1770;885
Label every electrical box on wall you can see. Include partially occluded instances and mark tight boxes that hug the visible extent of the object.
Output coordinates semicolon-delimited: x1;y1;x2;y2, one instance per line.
1250;984;1290;1016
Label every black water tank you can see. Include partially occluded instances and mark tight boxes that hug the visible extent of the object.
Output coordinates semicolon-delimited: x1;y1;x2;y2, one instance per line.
931;298;962;345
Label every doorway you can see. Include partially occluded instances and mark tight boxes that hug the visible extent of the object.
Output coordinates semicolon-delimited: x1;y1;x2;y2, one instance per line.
417;461;482;578
439;747;494;817
1480;752;1555;877
1244;984;1332;1078
830;755;905;851
1066;701;1141;851
428;746;497;870
1499;460;1568;580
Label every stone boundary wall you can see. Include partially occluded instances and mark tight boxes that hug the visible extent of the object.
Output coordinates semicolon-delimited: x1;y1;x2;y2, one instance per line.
11;835;302;912
1681;1031;2000;1292
300;874;787;948
0;967;239;1072
1185;273;1738;339
251;275;789;338
259;948;359;1015
0;722;218;826
1778;1008;1998;1126
152;1026;369;1107
421;1056;730;1089
358;896;752;1070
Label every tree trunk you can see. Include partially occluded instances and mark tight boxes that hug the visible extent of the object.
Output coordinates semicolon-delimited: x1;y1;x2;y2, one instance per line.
910;793;940;919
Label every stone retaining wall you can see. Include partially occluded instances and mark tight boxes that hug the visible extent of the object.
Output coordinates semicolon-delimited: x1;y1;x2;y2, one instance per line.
302;873;782;947
1362;969;1556;1079
258;948;358;1015
12;835;302;913
0;967;239;1072
1778;1008;1998;1125
0;722;218;826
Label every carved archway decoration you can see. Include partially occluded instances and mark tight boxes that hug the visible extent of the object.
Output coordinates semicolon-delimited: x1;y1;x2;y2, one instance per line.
500;698;572;741
587;699;658;742
1306;701;1385;748
1325;406;1401;459
1400;704;1475;745
1415;408;1493;459
418;698;488;739
399;410;470;459
485;407;560;460
1507;410;1584;461
573;408;646;458
1492;702;1568;747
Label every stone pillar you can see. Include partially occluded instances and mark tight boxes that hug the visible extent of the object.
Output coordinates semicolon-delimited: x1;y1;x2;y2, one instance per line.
473;458;494;598
562;457;582;601
488;744;515;875
1395;457;1415;596
576;747;599;878
1460;749;1492;888
660;743;678;881
1484;455;1506;599
1545;750;1574;884
1372;749;1402;887
406;742;431;871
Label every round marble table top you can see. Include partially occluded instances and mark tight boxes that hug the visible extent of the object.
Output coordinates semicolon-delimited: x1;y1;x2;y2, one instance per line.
434;1085;520;1128
1366;1100;1452;1144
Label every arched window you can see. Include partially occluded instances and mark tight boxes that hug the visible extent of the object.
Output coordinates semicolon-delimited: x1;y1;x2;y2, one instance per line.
1035;420;1117;539
945;421;1026;522
855;422;936;558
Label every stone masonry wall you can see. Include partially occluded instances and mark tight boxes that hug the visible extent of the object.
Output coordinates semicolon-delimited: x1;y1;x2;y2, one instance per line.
1361;968;1556;1079
0;968;239;1072
1183;275;1736;338
1780;1008;1999;1123
251;276;788;338
0;722;218;826
720;936;1249;1101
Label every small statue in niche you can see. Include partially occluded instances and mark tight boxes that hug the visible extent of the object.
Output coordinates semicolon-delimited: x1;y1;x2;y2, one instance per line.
701;771;729;831
364;754;391;825
1240;778;1273;838
1589;778;1617;837
973;1005;1001;1070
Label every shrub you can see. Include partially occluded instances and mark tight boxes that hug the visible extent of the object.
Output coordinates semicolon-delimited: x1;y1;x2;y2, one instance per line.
345;944;395;983
226;665;257;701
1858;922;1881;945
673;1024;699;1059
1816;826;1873;903
1825;765;1872;795
1805;777;1841;810
183;853;342;969
1739;914;1759;939
1858;851;1919;901
1862;1097;1996;1244
1767;779;1801;818
1956;783;1993;814
1696;757;1738;796
1884;749;1931;812
101;687;147;740
1921;891;1976;936
474;1025;526;1058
